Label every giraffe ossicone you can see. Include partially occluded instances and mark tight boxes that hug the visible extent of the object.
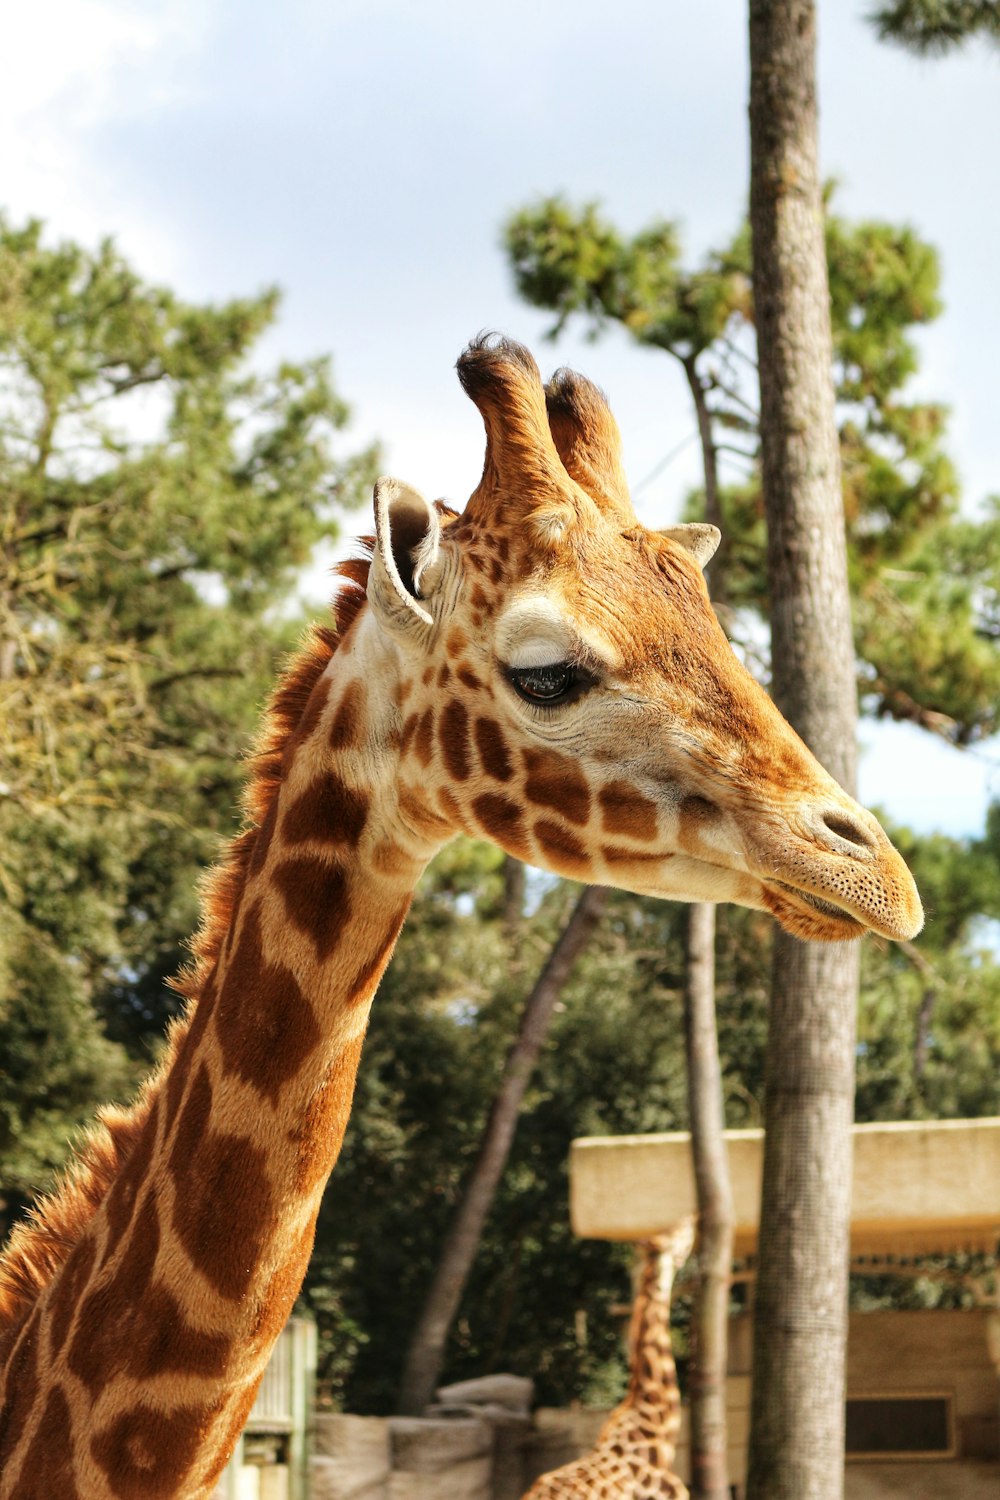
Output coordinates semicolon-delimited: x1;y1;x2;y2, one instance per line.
0;335;921;1500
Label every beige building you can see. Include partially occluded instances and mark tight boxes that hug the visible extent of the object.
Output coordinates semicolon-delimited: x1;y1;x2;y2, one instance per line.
570;1118;1000;1499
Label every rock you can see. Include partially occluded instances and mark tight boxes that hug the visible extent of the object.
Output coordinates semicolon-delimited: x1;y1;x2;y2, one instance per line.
434;1375;533;1415
388;1456;492;1500
389;1417;491;1473
310;1456;388;1500
314;1414;391;1466
311;1415;391;1499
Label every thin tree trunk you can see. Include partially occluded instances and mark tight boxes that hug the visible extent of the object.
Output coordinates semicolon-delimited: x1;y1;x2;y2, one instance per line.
680;355;736;1499
901;939;937;1081
397;884;608;1415
503;856;527;943
746;5;861;1498
682;355;727;576
684;901;734;1500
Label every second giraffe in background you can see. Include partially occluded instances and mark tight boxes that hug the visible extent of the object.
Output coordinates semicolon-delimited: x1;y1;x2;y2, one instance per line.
523;1219;697;1500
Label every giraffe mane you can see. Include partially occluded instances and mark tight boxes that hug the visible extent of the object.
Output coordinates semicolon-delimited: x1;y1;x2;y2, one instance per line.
0;546;375;1341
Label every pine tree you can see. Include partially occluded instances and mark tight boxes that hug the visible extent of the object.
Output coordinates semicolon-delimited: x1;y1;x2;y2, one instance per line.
0;215;376;1197
869;0;1000;53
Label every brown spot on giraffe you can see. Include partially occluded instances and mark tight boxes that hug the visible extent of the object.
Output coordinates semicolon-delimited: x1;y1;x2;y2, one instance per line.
172;1123;276;1301
372;837;419;878
414;706;435;766
598;780;659;842
524;748;591;825
328;678;366;750
280;675;332;778
163;978;215;1125
456;664;483;691
533;818;589;875
247;1219;318;1363
282;772;369;847
475;716;513;781
600;849;670;882
214;901;322;1096
90;1398;215;1500
273;853;353;964
168;1064;214;1178
472;793;531;858
446;626;468;657
439;698;471;780
294;673;332;745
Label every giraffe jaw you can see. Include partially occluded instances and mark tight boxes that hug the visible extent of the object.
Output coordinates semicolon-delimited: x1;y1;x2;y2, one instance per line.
763;881;868;942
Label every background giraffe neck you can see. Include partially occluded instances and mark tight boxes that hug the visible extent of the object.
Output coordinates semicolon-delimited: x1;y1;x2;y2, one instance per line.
622;1247;682;1417
0;611;442;1500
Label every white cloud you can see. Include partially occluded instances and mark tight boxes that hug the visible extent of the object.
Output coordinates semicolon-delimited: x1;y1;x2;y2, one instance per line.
0;0;208;273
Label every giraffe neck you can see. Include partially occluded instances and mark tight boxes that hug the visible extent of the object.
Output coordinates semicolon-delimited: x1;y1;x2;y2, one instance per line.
605;1246;683;1449
0;608;441;1500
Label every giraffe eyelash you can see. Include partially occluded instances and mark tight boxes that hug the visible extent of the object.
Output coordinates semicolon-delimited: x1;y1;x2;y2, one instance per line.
504;662;598;707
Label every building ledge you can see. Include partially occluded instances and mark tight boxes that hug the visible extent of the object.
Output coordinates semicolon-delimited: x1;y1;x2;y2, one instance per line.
570;1117;1000;1256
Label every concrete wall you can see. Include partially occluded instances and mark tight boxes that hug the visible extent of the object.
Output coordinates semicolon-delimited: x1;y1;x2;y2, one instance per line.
309;1378;533;1500
722;1309;999;1462
570;1119;1000;1256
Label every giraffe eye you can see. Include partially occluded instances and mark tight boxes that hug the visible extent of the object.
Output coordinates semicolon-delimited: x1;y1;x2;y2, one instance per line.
506;663;586;705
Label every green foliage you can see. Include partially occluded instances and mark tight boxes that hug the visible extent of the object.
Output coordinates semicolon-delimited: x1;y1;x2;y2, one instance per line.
506;199;749;358
0;214;376;1190
869;0;1000;53
0;910;138;1195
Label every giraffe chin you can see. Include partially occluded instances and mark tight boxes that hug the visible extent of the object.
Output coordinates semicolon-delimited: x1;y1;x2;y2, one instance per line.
762;884;867;943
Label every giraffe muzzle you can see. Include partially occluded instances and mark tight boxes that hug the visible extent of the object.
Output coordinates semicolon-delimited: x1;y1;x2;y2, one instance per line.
738;792;923;943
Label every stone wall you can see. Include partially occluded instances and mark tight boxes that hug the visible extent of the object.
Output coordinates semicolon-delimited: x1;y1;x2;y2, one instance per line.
311;1376;533;1500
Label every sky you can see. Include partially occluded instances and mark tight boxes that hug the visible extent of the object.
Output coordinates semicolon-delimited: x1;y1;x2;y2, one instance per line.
3;0;998;836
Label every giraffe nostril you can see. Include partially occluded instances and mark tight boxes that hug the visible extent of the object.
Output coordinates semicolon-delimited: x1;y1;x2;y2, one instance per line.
818;810;878;854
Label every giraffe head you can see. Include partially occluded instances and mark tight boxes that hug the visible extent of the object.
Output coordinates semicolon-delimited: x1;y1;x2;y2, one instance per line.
641;1218;698;1294
366;335;922;944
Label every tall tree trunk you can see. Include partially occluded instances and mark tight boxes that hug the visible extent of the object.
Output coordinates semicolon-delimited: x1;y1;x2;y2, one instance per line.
397;884;608;1416
681;355;735;1500
746;5;861;1499
684;901;734;1500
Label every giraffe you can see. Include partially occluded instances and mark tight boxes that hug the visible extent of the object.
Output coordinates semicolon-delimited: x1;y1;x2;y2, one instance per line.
0;335;922;1500
523;1219;697;1500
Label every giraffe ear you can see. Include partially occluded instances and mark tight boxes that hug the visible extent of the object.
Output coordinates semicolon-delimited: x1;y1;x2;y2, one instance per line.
658;523;721;570
369;477;442;634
